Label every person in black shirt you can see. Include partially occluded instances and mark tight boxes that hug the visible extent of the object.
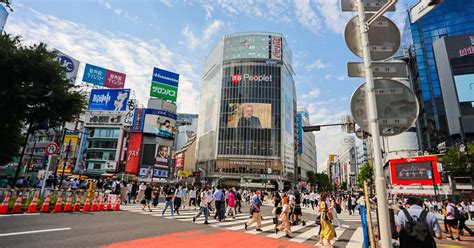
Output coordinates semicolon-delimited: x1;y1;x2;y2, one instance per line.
292;189;306;226
142;183;152;212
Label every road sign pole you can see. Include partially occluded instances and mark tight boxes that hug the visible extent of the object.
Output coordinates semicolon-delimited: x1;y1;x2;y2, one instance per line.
40;154;53;198
356;1;392;247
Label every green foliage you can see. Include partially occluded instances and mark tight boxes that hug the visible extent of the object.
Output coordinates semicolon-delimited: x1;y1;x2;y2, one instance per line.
439;143;474;176
340;181;348;190
0;34;87;165
307;171;331;191
358;162;374;186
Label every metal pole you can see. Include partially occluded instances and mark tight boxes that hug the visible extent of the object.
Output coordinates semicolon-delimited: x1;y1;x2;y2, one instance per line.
356;1;392;247
12;127;32;187
40;154;53;198
364;181;376;248
430;163;438;201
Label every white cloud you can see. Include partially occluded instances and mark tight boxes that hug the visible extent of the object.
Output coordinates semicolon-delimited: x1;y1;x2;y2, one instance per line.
160;0;173;7
337;75;346;81
314;0;351;34
7;5;200;114
114;9;123;15
305;58;327;71
295;0;322;34
202;4;214;19
324;74;332;80
182;20;224;49
301;88;321;99
97;0;112;9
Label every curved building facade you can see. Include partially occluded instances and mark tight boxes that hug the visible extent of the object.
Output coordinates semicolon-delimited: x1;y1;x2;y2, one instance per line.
196;32;296;188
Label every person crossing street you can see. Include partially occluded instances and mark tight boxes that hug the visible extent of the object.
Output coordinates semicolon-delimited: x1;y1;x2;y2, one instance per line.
193;186;210;224
245;190;263;232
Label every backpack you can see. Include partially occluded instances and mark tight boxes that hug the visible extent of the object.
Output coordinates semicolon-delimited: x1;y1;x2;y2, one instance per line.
335;203;342;214
452;205;463;220
400;209;434;248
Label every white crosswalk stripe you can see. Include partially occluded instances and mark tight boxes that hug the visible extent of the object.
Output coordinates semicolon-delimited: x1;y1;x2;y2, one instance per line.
121;204;363;246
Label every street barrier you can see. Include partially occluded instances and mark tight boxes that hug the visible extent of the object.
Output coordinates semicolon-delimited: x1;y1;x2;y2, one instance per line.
11;193;23;214
74;194;82;211
98;193;105;211
53;195;63;212
106;195;112;211
63;194;73;212
91;193;99;211
40;194;51;213
82;194;91;212
0;192;11;214
27;193;39;213
114;194;120;211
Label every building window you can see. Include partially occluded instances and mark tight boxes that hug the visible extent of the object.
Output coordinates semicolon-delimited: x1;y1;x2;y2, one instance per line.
93;163;101;170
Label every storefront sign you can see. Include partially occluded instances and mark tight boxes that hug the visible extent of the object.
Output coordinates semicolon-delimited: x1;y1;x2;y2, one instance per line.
125;133;142;174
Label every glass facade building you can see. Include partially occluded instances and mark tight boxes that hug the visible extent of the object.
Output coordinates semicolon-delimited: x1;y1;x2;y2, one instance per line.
408;0;474;150
196;32;296;187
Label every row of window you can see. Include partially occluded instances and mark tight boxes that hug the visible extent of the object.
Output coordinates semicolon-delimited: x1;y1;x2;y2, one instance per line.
90;128;120;138
86;151;116;161
87;140;118;149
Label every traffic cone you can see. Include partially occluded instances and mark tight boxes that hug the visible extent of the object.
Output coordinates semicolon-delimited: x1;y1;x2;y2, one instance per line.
27;193;39;213
74;194;82;211
91;193;99;211
82;194;91;212
40;194;51;213
0;192;11;214
98;193;105;211
53;195;63;213
114;194;121;211
11;193;23;214
63;194;73;212
106;195;112;211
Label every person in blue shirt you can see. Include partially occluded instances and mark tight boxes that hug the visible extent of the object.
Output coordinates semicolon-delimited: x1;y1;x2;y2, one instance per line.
245;190;263;231
213;186;225;221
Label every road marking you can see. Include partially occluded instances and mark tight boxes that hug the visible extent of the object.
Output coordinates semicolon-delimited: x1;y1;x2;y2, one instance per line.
0;213;40;217
0;227;71;237
345;227;364;248
290;226;318;243
266;223;309;239
227;219;273;231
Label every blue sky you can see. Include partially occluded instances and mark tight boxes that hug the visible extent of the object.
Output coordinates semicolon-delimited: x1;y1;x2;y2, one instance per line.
5;0;416;170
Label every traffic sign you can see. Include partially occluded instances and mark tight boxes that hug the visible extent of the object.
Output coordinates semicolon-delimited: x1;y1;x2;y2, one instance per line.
350;79;419;136
341;0;396;12
344;14;400;61
45;142;59;155
410;0;444;23
347;61;408;78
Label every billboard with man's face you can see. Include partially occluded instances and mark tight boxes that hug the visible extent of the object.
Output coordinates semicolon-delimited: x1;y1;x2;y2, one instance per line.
143;109;177;140
227;103;271;129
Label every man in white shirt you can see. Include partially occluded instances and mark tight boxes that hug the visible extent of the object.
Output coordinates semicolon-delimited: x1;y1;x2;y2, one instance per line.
193;186;210;224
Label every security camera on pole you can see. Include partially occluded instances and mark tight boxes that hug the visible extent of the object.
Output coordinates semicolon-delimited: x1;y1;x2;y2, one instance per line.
342;0;443;247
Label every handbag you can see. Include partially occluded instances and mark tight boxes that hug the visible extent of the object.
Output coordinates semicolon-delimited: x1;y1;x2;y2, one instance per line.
315;214;321;225
273;217;278;224
140;199;146;204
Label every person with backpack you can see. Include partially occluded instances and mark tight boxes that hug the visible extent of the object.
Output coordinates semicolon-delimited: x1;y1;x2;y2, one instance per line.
396;197;441;248
446;198;461;241
330;195;342;228
456;203;474;236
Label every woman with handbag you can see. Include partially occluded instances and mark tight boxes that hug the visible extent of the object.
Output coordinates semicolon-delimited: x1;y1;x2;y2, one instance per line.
272;191;282;228
276;193;292;238
316;193;335;247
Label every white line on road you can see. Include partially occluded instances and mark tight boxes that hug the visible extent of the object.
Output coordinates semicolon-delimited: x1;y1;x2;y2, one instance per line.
345;227;364;248
0;213;40;217
0;228;71;237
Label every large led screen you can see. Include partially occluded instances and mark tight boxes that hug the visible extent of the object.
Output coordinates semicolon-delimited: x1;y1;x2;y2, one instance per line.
143;109;177;140
227;103;271;129
454;74;474;104
389;156;441;185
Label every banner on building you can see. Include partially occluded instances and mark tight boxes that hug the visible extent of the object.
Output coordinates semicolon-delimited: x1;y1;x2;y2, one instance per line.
55;50;80;84
131;108;145;132
138;166;168;178
297;113;303;154
82;63;126;88
123;99;136;127
56;131;79;174
125;133;142;174
175;153;185;169
88;88;130;111
155;145;169;168
143;109;177;140
149;67;179;102
390;156;441;186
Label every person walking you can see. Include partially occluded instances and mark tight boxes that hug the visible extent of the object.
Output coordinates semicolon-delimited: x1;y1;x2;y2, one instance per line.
189;187;197;209
193;186;210;224
446;198;461;241
226;188;237;219
152;185;160;207
457;203;474;236
136;182;146;204
174;184;183;215
162;186;174;217
292;188;306;226
127;181;133;204
213;186;225;221
330;195;342;228
235;189;243;213
276;193;292;238
309;191;316;211
120;181;128;204
141;183;152;212
316;193;335;247
245;190;263;232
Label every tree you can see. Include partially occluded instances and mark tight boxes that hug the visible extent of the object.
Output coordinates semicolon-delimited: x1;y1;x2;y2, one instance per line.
439;143;474;176
340;181;348;190
358;162;374;186
0;34;87;165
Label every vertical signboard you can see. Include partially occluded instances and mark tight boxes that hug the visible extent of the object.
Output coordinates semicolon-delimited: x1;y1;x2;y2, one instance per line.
271;35;282;61
56;131;79;174
297;112;303;154
55;50;80;84
82;63;126;88
131;108;145;132
123;99;136;127
88;89;130;111
149;67;179;102
125;133;142;174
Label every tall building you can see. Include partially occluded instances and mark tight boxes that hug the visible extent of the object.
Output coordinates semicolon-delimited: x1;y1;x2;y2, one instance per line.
196;32;296;189
406;0;474;150
338;136;357;189
297;108;317;181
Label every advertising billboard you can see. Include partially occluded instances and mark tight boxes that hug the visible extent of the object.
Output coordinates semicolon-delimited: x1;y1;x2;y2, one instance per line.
123;99;136;127
226;103;271;129
390;156;441;186
131;108;145;132
155;145;169;168
143;109;177;140
55;50;80;84
138;166;168;178
88;89;130;112
0;5;8;33
82;63;126;88
124;133;142;174
454;74;474;104
297;112;303;154
223;34;283;61
175;153;185;169
150;67;179;102
56;131;79;174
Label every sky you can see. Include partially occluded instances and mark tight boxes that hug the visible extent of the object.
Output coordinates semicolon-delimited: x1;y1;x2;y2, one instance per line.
4;0;417;171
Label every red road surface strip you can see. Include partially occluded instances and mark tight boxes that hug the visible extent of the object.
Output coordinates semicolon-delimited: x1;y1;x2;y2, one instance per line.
103;230;312;248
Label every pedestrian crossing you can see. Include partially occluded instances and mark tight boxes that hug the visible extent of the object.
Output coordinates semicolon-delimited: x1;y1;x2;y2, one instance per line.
121;204;361;246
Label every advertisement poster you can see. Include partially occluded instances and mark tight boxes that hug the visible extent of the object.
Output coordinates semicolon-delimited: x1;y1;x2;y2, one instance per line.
297;112;303;154
55;50;80;84
125;133;142;174
227;103;271;128
390;156;441;185
155;145;169;168
82;63;126;88
123;99;136;127
175;153;185;169
150;67;179;102
138;166;168;178
131;108;145;132
143;109;177;140
88;89;130;111
56;131;79;174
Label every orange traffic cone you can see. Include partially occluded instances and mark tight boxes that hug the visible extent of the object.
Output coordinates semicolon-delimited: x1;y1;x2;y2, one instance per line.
114;194;121;211
40;194;51;213
98;193;105;211
82;194;91;212
106;195;113;211
63;194;73;212
0;192;11;214
11;193;23;214
53;195;63;213
74;194;82;211
27;193;39;213
91;193;99;211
